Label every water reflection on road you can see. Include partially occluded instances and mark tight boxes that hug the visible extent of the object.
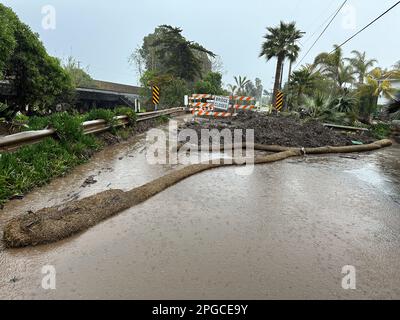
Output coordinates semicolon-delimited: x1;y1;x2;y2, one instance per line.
0;119;399;299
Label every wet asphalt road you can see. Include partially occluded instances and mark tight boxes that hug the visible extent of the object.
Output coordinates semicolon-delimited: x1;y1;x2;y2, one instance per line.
0;117;399;299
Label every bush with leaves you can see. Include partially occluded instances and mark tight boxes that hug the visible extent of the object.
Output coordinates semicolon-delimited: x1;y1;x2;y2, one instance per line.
0;102;14;121
115;106;137;124
194;72;226;95
0;4;75;114
84;109;117;127
140;71;190;108
329;91;358;114
63;56;95;88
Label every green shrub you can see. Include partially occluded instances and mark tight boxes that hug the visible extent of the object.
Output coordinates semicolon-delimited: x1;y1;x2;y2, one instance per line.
84;109;117;126
0;138;86;205
157;114;170;124
27;112;85;144
0;111;102;205
13;112;29;125
0;102;14;120
371;123;391;140
115;106;137;124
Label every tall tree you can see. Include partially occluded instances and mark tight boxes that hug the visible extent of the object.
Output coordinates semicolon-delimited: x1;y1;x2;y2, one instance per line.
255;78;263;101
357;67;397;123
142;25;215;82
228;84;237;97
194;72;225;95
289;65;322;106
63;56;95;88
234;76;251;96
314;45;355;90
0;4;74;113
345;50;377;85
260;21;304;106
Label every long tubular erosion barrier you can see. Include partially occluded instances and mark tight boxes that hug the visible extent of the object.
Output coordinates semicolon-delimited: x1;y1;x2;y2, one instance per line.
0;108;184;152
2;139;392;248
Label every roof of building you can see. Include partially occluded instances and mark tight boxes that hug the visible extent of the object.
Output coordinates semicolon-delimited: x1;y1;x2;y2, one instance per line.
79;80;142;95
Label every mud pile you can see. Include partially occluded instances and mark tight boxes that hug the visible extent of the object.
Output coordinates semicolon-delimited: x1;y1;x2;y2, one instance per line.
184;112;375;148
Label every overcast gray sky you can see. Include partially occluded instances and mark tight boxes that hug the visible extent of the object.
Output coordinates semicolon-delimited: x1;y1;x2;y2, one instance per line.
2;0;399;92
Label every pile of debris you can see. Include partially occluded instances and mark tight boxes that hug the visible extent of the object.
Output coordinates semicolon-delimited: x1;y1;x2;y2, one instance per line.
183;112;375;148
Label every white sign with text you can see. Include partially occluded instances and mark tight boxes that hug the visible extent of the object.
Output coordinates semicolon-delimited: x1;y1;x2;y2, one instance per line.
214;96;230;111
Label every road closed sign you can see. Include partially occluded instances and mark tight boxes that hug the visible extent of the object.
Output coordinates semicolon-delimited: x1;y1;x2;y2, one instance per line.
214;96;230;111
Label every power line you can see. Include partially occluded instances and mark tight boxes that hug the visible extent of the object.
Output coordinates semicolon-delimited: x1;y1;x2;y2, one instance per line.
295;0;348;69
301;0;338;46
330;0;400;53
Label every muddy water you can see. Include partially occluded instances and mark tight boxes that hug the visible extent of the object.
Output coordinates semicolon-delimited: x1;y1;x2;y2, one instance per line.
0;121;399;299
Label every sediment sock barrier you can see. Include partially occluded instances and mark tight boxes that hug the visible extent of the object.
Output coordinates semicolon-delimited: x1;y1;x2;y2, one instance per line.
2;139;392;248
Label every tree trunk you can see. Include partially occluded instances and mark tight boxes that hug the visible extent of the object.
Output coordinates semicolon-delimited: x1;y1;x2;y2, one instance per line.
272;55;284;107
287;60;293;84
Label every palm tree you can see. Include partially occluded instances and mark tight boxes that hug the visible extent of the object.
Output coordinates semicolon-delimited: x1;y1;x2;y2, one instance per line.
228;84;237;96
314;45;356;90
289;65;321;106
337;64;356;89
367;68;397;100
345;50;377;85
314;46;342;77
357;67;397;123
260;21;304;107
234;76;250;96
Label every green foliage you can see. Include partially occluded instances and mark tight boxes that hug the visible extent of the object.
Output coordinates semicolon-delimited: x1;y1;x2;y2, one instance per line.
0;106;172;205
13;112;29;127
329;92;358;113
84;109;117;127
161;77;190;107
114;106;137;124
0;102;14;120
371;123;391;140
345;50;377;84
260;21;304;99
157;114;170;124
0;139;81;204
302;93;333;120
0;5;17;79
0;112;101;205
138;25;215;82
300;93;354;125
140;71;190;108
0;4;74;113
260;21;303;62
289;66;323;107
63;56;95;88
194;72;225;95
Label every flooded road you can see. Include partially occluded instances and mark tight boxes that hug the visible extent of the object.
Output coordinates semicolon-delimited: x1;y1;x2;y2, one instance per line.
0;117;399;299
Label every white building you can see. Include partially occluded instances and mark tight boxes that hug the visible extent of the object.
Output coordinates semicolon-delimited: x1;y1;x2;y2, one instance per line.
378;79;400;105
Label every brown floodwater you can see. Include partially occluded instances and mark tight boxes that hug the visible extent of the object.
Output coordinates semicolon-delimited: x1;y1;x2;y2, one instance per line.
0;117;399;299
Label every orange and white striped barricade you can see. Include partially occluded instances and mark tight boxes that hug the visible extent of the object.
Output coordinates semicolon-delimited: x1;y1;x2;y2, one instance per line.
192;110;236;118
190;94;257;117
233;104;256;111
229;96;257;102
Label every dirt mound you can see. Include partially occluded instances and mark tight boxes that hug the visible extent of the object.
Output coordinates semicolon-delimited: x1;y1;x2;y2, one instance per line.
184;112;375;148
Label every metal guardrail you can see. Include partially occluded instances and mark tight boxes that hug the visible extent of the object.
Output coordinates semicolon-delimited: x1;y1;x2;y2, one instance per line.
0;108;184;153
